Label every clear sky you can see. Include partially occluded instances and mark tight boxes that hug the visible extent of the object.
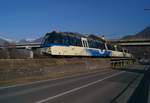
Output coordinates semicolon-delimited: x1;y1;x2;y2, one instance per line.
0;0;150;40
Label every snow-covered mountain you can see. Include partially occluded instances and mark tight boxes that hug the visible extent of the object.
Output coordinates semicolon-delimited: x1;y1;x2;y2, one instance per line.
0;35;43;45
17;37;43;44
0;35;42;46
18;39;36;44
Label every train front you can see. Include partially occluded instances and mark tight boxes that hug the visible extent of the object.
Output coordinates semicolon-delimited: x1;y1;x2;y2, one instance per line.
40;32;54;55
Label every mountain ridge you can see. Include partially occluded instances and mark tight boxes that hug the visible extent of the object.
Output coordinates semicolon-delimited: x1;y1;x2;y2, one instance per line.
122;26;150;40
0;36;14;46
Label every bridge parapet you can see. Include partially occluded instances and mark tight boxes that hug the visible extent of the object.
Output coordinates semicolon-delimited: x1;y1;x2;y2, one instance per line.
109;39;150;46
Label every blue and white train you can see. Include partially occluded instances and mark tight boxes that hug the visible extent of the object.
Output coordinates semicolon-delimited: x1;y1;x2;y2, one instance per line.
40;31;132;58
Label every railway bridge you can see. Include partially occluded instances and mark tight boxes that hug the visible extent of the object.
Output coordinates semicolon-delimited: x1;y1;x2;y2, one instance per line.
110;39;150;46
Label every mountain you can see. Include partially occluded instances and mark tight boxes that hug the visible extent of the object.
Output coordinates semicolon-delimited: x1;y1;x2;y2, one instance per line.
122;26;150;40
32;37;43;43
0;36;14;46
121;26;150;59
17;37;43;44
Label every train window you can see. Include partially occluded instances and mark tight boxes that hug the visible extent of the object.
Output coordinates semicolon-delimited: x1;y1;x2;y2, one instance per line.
68;36;72;45
107;44;115;50
93;41;96;48
42;34;54;44
117;46;123;52
88;39;104;49
68;36;82;46
69;36;76;46
95;41;99;48
89;40;94;48
112;45;116;50
76;38;82;46
52;34;61;44
88;40;92;48
51;34;62;44
42;33;69;45
41;34;49;45
92;41;97;48
107;44;110;50
98;42;105;49
61;35;69;45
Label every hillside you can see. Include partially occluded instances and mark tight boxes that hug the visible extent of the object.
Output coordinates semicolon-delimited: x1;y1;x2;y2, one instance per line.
121;26;150;59
122;26;150;40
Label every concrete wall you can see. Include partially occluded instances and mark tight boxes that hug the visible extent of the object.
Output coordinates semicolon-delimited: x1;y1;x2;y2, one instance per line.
0;58;111;86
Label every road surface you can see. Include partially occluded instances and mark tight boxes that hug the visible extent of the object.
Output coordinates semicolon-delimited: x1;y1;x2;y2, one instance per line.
0;67;146;103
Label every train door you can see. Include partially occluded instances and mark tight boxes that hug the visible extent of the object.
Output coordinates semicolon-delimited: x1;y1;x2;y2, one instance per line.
81;38;89;48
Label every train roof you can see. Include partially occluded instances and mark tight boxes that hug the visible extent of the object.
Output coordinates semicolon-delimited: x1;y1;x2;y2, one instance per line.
45;31;86;38
87;34;106;42
45;31;106;42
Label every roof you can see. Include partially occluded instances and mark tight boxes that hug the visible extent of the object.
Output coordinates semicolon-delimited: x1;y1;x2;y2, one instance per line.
45;31;106;42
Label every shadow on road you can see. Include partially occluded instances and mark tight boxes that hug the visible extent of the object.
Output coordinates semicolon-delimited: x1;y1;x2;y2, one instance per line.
127;66;150;103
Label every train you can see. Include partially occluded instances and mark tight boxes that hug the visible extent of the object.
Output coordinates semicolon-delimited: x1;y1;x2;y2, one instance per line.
40;31;133;58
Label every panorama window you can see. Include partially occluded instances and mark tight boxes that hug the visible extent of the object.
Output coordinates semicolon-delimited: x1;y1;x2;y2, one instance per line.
107;44;116;51
42;33;69;45
68;36;82;46
88;39;105;49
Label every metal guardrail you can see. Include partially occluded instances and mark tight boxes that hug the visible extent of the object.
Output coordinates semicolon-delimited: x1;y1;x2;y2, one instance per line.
111;58;135;69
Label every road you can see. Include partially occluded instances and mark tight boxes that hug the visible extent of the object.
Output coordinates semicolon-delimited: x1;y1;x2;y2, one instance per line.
0;67;146;103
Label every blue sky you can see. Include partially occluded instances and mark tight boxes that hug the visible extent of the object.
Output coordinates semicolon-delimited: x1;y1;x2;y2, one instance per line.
0;0;150;40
